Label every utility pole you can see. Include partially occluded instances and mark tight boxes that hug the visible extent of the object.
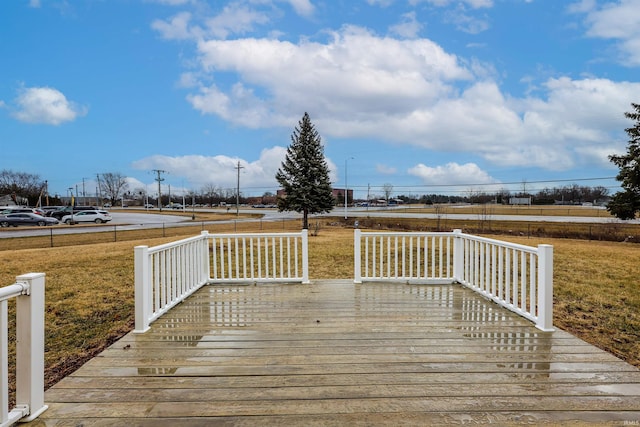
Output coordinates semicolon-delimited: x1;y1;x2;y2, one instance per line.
236;161;244;216
96;174;102;206
153;169;166;211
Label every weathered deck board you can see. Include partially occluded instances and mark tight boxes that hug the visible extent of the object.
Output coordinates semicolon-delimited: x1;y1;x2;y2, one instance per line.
28;280;640;426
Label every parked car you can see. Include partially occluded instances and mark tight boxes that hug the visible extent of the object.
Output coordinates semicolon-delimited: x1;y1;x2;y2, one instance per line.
49;206;97;220
0;213;59;227
61;210;112;224
144;204;155;209
0;206;45;216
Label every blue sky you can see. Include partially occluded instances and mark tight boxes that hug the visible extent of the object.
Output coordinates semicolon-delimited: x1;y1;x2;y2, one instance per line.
1;0;640;201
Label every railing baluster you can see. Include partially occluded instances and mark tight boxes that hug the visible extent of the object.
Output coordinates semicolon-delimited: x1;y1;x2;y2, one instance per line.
353;230;553;330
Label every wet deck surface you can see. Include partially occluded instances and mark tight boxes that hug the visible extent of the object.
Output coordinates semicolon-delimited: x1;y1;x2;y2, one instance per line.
31;280;640;426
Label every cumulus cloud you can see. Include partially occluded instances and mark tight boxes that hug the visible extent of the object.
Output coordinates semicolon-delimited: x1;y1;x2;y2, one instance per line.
571;0;640;66
152;3;640;173
131;147;338;193
152;1;314;41
184;22;640;170
11;86;87;125
190;26;472;128
408;162;499;186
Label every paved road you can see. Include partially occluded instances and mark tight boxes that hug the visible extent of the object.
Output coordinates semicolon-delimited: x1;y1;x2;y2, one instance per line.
1;208;637;239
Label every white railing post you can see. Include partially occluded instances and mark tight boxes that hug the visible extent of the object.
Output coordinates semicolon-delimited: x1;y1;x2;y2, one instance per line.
134;245;150;333
301;229;310;284
354;229;362;283
537;244;554;331
200;231;211;282
15;272;48;423
452;229;464;282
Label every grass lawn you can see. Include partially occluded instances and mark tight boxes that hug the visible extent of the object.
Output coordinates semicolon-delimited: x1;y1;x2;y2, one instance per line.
1;221;639;402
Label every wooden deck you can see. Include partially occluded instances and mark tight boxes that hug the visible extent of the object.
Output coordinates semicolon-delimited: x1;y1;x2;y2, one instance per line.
30;280;640;426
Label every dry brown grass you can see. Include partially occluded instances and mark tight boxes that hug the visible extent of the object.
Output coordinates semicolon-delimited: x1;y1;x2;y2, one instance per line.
1;221;639;404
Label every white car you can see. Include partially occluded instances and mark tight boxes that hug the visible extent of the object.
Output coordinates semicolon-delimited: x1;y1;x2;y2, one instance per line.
62;210;112;224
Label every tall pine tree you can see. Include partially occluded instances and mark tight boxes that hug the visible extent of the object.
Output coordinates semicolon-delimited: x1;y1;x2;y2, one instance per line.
608;103;640;220
276;112;334;229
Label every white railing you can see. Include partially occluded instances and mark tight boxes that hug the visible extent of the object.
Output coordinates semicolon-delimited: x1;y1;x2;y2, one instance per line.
207;230;309;284
1;273;48;427
354;229;553;331
354;229;455;284
134;233;210;333
456;232;554;332
134;230;309;333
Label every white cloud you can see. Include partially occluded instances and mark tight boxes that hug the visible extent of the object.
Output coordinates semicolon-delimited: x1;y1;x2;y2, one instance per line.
444;9;490;34
204;4;270;39
572;0;640;66
389;11;423;38
28;0;41;8
154;8;640;173
11;86;87;125
152;12;199;40
131;147;338;193
191;26;472;128
408;162;499;187
285;0;315;17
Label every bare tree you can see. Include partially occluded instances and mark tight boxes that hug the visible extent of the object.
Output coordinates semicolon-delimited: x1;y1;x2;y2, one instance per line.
0;169;45;205
98;173;129;206
382;183;393;203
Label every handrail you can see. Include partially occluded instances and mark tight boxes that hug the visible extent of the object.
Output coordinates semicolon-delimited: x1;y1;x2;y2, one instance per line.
354;229;456;284
1;273;48;427
207;230;309;284
354;229;553;331
134;230;309;333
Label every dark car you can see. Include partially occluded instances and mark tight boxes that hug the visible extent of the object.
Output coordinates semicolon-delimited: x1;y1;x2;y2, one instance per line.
48;206;97;220
0;213;59;227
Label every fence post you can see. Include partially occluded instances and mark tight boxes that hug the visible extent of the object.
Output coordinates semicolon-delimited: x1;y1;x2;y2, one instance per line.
354;229;362;283
301;229;310;284
15;272;48;422
134;246;151;333
200;231;211;283
452;229;463;282
536;244;554;331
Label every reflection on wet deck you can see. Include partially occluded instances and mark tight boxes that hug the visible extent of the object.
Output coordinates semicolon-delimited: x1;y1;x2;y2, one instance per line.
33;281;640;425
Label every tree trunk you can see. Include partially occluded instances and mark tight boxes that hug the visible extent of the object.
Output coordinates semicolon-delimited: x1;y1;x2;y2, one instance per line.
302;208;309;229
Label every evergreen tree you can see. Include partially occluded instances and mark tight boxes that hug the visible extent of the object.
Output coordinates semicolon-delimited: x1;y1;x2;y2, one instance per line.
609;103;640;220
276;112;334;229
